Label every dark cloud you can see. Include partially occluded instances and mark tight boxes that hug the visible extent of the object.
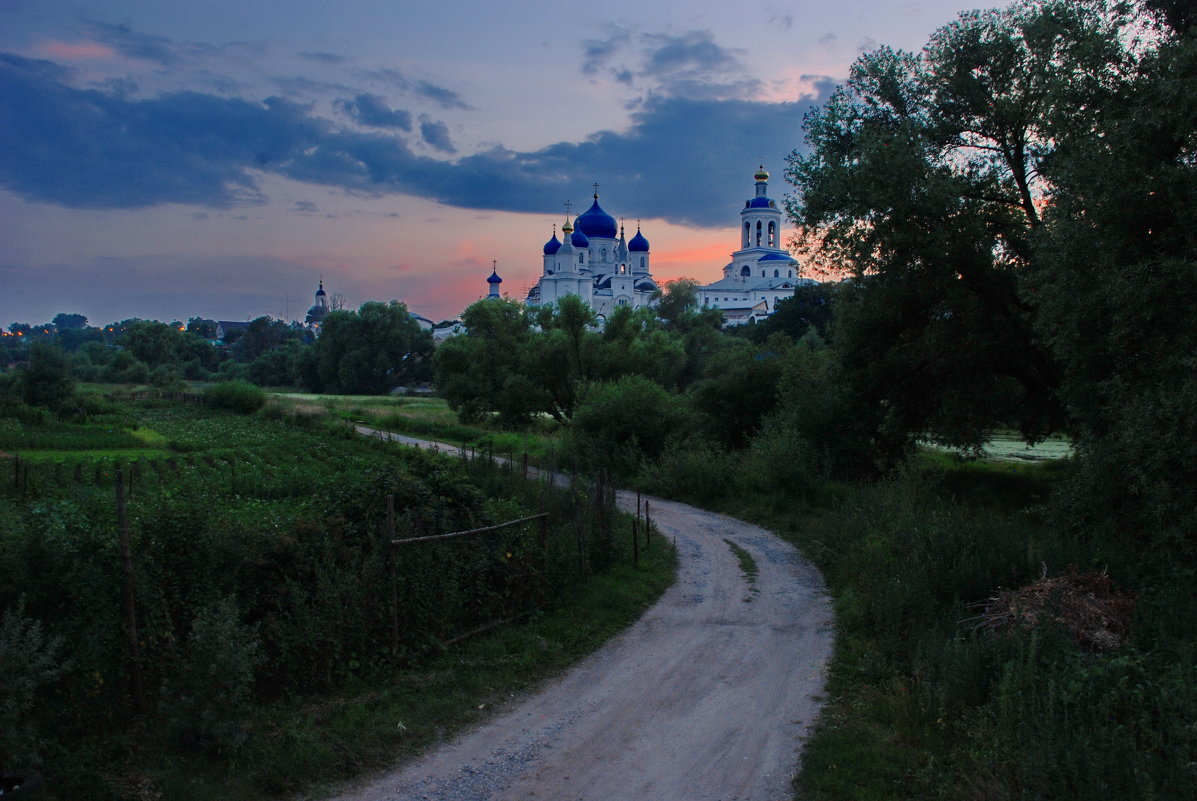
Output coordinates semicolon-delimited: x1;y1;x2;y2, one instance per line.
355;66;470;110
291;200;319;213
85;20;198;66
769;12;795;31
338;93;413;129
0;51;834;227
0;53;318;207
273;75;354;97
581;32;627;75
579;29;759;101
818;32;838;46
299;50;350;65
419;118;456;153
413;80;470;110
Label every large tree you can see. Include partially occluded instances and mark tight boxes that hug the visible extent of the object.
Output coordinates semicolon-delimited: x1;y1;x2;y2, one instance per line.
1030;3;1197;550
786;0;1129;450
304;301;432;394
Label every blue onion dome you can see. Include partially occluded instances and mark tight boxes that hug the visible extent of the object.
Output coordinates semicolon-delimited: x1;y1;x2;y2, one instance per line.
576;195;618;238
487;269;503;284
759;252;792;261
315;280;326;296
749;196;773;208
543;232;561;254
628;227;650;252
570;224;589;248
754;165;770;181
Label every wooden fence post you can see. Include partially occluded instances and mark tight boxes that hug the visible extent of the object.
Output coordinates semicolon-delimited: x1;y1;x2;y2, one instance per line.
645;500;651;547
115;469;146;716
632;514;639;568
386;494;399;656
539;514;549;605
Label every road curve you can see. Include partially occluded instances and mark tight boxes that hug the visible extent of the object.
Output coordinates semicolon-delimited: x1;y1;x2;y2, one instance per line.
331;429;833;801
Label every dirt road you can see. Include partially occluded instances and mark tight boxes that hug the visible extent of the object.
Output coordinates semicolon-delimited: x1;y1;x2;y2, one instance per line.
333;429;833;801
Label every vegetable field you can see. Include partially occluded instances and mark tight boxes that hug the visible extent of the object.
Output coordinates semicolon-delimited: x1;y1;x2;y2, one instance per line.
0;398;659;800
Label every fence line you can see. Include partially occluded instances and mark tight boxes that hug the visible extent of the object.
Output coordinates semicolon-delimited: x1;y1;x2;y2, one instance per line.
392;512;549;545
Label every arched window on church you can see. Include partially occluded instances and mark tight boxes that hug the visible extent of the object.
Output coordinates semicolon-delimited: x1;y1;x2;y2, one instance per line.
740;265;750;277
774;269;779;278
761;270;765;277
640;256;645;269
743;222;750;248
755;221;762;246
579;253;584;264
600;247;608;263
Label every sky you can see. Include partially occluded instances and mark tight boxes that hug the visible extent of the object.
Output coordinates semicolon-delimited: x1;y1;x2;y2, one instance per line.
0;0;986;326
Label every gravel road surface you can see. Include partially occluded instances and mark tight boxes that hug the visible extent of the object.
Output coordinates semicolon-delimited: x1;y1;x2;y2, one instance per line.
332;429;833;801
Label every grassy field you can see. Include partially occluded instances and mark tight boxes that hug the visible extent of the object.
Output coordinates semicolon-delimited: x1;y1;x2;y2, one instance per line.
270;393;562;465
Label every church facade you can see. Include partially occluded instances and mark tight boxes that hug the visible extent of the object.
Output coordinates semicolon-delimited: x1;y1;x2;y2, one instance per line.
522;167;812;325
695;166;813;324
525;187;658;319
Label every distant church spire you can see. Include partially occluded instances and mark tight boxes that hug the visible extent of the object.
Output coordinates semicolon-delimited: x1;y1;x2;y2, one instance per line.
487;259;503;298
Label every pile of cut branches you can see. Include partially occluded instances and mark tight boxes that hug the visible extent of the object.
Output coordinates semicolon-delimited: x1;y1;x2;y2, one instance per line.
977;568;1134;651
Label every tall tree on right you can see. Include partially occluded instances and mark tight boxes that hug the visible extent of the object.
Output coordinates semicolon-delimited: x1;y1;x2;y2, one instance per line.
1031;2;1197;552
786;0;1130;453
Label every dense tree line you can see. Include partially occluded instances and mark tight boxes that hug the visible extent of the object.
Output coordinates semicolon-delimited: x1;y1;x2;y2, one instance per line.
1;300;432;400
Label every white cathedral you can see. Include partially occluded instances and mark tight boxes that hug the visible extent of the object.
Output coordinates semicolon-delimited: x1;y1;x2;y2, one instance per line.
520;166;812;325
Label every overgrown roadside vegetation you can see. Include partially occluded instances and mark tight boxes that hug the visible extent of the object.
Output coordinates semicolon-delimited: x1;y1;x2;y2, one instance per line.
648;453;1194;800
0;391;672;801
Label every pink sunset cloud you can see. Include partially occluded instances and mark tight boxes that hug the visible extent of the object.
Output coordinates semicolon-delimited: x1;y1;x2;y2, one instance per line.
34;40;117;61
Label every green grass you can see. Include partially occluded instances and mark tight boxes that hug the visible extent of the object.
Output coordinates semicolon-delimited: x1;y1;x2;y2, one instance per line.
272;393;562;465
723;538;760;602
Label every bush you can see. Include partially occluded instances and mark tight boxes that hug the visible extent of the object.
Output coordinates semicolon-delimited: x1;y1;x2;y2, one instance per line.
0;599;67;767
159;596;263;755
641;440;741;504
203;380;266;414
563;375;691;477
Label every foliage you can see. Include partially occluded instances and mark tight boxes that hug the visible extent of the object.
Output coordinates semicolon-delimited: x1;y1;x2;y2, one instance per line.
231;316;305;364
302;301;432;394
563;375;691;477
687;335;789;449
785;0;1131;451
203;380;267;414
5;343;76;412
1029;10;1197;554
0;399;662;799
742;282;838;344
160;596;264;755
0;599;67;768
652;277;700;324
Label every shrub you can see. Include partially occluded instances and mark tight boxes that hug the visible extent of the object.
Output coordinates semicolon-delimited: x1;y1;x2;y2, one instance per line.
203;380;266;414
563;375;691;477
0;599;68;767
641;440;741;504
159;596;263;755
